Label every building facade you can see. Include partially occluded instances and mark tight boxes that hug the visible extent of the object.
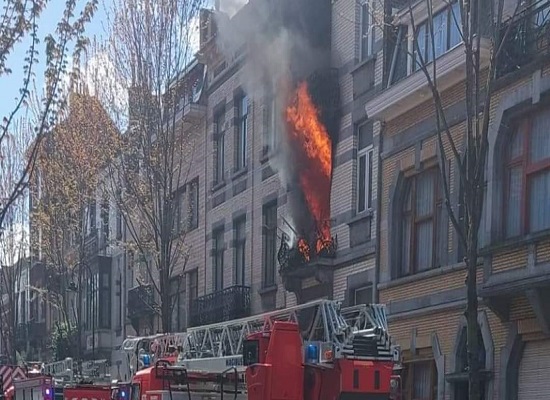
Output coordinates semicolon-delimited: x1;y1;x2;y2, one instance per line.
361;0;550;399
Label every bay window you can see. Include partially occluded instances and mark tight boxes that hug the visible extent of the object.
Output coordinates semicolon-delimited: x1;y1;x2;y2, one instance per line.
504;108;550;237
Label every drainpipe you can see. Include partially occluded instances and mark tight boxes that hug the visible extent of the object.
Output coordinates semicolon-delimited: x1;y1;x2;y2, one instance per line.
374;121;385;304
249;101;256;308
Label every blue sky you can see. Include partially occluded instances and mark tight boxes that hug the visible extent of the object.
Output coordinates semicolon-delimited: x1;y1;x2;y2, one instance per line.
0;2;108;121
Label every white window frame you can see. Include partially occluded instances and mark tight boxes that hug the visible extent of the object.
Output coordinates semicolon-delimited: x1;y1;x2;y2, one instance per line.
360;0;374;61
237;95;248;169
356;145;374;214
353;285;373;305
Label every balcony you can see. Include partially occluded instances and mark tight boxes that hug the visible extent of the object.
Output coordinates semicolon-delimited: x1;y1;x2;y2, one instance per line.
127;284;157;319
496;2;550;78
366;39;491;121
189;285;251;327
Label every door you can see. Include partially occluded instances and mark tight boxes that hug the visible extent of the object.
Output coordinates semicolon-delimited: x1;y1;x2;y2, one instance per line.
518;339;550;399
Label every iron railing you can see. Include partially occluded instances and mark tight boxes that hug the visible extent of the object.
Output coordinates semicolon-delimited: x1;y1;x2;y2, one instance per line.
497;1;550;77
127;284;156;319
189;285;251;327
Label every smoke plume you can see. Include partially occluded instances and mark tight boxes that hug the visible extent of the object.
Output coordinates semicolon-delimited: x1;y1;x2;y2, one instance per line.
215;0;331;246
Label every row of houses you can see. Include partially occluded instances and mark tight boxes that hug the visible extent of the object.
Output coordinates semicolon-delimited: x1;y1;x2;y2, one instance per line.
8;0;550;398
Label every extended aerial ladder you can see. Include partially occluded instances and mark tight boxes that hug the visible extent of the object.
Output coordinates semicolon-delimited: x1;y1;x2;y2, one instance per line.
121;299;401;378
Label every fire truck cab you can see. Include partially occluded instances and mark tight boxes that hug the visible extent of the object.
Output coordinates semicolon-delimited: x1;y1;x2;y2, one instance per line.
12;376;55;400
244;321;394;400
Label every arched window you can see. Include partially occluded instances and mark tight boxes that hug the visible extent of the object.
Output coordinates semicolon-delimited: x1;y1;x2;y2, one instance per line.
504;108;550;238
400;168;445;276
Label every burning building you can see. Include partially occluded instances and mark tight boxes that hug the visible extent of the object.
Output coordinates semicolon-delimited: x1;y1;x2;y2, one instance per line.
212;0;341;271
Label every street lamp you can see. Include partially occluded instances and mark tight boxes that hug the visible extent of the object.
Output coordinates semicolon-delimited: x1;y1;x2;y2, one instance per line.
67;261;96;368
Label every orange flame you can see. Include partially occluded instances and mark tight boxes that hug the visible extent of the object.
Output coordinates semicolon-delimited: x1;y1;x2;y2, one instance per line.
297;238;311;262
286;82;332;244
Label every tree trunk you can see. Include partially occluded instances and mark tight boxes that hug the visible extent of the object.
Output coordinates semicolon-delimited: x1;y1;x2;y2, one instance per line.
466;244;481;400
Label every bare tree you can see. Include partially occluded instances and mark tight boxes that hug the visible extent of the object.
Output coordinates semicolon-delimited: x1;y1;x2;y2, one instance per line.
103;0;206;333
0;0;99;233
382;0;522;398
32;91;119;361
0;118;33;363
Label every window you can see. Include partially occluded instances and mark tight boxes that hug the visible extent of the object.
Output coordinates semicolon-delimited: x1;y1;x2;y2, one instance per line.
400;168;444;276
214;110;226;184
353;285;373;305
98;267;111;329
88;201;96;233
116;209;123;240
360;1;373;60
101;197;109;243
504;108;550;237
188;269;198;307
212;229;224;292
357;122;374;213
170;276;185;331
263;86;278;154
235;94;248;170
173;178;199;235
402;360;437;400
173;187;187;235
234;218;246;286
188;178;199;230
262;203;277;287
414;1;462;71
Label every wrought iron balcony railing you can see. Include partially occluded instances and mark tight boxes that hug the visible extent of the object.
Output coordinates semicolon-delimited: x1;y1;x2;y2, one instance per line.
189;285;251;327
127;284;156;319
497;1;550;78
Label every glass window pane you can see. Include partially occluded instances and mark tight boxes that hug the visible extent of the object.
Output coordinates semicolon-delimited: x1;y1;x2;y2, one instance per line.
530;110;550;163
416;220;434;270
415;173;435;217
506;166;522;237
509;130;523;159
358;154;367;213
529;170;550;232
415;24;427;70
449;2;462;48
413;362;433;399
361;3;370;59
401;215;412;275
433;11;448;58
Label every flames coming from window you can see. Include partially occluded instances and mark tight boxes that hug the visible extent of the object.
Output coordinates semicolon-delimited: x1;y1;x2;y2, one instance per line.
285;81;334;261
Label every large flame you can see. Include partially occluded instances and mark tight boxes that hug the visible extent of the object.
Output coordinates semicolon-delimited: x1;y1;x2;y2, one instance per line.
286;82;332;248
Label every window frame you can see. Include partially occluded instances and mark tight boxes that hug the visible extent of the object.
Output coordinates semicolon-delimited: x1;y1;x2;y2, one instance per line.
235;94;248;170
263;86;278;155
234;217;246;286
360;0;374;61
173;186;187;236
403;359;437;400
412;1;463;72
503;114;550;238
187;178;199;231
357;145;374;214
262;202;277;288
188;269;198;319
213;110;226;184
212;228;225;292
353;285;373;306
400;167;443;276
169;276;186;331
98;266;111;329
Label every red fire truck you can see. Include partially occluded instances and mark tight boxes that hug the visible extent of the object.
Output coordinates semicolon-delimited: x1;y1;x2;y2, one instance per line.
122;299;403;399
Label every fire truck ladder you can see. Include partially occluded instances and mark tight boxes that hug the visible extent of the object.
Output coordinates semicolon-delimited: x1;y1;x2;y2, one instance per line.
43;358;74;382
122;332;188;377
179;299;393;361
